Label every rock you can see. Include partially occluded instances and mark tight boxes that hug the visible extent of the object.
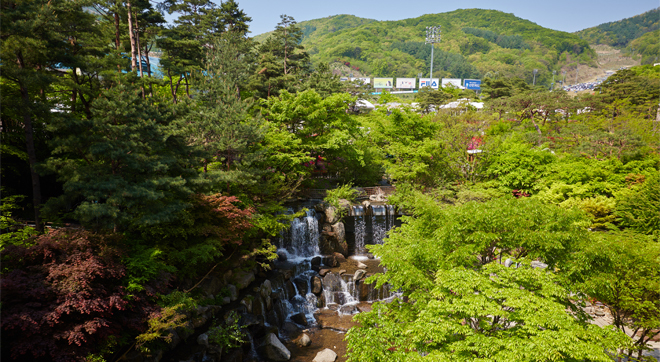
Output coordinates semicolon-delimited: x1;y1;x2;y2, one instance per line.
333;252;346;263
276;250;288;261
357;261;367;269
595;309;605;317
311;275;323;294
324;205;340;224
338;269;346;275
311;256;322;267
504;258;513;268
319;268;331;277
353;269;366;281
358;280;371;301
316;293;326;308
261;333;291;361
222;349;243;362
240;297;253;314
252;295;264;317
584;307;594;314
233;270;255;290
284;280;296;299
197;333;209;347
192;313;208;328
261;280;272;298
281;321;301;335
336;241;349;257
323;273;343;292
293;277;308;295
326;303;340;311
221;296;231;305
290;312;308;326
531;261;548;269
313;348;338;362
282;269;294;280
297;333;311;347
223;270;233;284
331;222;346;244
322;255;337;267
339;304;357;314
227;284;238;302
199;276;224;299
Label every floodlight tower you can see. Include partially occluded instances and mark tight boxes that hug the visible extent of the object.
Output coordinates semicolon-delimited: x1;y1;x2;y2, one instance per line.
425;26;441;81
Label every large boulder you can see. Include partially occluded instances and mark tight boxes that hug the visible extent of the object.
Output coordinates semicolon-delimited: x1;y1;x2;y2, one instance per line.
293;277;308;295
311;275;323;294
331;222;346;243
322;255;338;267
322;273;343;292
313;348;338;362
233;270;255;290
290;312;308;326
227;284;238;301
260;333;291;361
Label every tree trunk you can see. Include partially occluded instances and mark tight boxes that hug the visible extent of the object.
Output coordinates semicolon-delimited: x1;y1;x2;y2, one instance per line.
126;1;137;72
134;10;143;78
17;54;43;232
114;11;121;72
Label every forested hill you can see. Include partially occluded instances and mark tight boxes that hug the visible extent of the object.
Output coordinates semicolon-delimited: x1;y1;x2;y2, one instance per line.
254;9;594;85
575;7;659;47
253;14;376;43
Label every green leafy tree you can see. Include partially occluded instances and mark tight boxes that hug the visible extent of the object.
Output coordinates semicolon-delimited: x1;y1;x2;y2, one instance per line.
615;172;660;235
346;195;630;361
568;231;660;360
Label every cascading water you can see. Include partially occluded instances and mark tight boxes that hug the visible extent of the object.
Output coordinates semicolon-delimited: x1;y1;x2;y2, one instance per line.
386;205;396;231
279;209;320;259
370;205;387;245
352;206;366;254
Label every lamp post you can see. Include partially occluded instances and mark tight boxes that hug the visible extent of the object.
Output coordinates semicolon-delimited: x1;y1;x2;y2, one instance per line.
551;70;556;90
533;69;538;86
425;26;441;83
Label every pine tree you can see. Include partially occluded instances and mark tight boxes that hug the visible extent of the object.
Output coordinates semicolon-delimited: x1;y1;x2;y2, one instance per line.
44;75;199;231
187;32;263;192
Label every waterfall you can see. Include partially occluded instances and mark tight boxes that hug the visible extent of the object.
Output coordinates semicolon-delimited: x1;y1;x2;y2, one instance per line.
371;205;387;245
279;209;320;259
386;205;396;231
352;206;366;254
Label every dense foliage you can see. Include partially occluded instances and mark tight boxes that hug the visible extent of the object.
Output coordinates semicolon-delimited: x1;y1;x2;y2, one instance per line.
575;7;659;47
1;0;658;360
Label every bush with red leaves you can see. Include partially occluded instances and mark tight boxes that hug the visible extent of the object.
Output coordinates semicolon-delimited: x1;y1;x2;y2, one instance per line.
1;229;156;362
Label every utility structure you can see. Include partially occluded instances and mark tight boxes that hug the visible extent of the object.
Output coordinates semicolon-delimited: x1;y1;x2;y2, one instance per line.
551;70;556;90
533;69;538;86
425;26;441;82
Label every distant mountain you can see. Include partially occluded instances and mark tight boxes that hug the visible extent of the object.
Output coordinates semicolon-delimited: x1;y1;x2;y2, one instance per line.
575;8;659;47
253;9;594;85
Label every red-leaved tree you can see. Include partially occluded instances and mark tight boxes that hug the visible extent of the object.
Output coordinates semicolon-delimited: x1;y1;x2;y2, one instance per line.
1;229;155;361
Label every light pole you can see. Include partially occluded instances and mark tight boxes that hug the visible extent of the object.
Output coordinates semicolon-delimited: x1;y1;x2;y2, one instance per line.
551;70;556;90
562;70;567;86
533;69;538;86
425;26;441;83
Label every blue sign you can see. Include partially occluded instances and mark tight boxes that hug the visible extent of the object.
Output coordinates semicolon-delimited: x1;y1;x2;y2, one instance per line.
464;79;481;90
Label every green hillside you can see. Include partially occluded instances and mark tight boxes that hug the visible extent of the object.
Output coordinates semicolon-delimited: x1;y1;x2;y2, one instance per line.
628;29;660;64
575;7;659;47
254;9;595;86
252;14;375;43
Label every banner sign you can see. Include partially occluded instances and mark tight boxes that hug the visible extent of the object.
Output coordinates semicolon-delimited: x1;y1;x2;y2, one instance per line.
350;77;371;85
373;78;394;88
442;78;462;88
419;78;439;89
464;79;481;90
396;78;416;89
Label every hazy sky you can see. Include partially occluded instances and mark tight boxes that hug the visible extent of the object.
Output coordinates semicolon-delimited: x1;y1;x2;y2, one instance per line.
225;0;658;36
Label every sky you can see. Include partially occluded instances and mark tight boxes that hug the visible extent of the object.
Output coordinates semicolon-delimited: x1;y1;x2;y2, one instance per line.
224;0;659;36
